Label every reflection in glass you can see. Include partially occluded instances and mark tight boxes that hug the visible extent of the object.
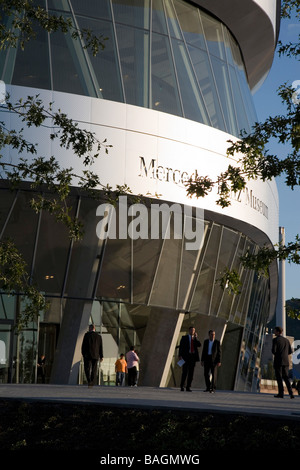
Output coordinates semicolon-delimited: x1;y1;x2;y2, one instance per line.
171;38;209;124
50;14;95;96
151;32;182;116
1;191;39;269
0;0;257;137
77;17;124;102
116;25;150;107
173;0;206;50
7;23;50;90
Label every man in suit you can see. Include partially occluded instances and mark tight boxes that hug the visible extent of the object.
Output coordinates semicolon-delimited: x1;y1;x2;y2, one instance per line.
178;326;201;392
81;324;103;387
272;326;294;399
201;330;221;393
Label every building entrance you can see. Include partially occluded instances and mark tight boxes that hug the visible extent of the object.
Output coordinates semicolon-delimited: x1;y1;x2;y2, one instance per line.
0;320;14;383
37;323;59;384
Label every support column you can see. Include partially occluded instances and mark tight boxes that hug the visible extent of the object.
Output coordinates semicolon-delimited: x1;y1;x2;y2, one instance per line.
138;308;185;387
276;226;286;336
50;299;93;384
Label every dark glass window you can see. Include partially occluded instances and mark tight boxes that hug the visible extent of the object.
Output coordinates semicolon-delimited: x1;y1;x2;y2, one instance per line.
1;191;39;269
151;32;182;116
70;0;111;19
32;204;72;295
50;14;96;96
112;0;151;29
116;24;150;107
11;24;50;90
77;17;124;102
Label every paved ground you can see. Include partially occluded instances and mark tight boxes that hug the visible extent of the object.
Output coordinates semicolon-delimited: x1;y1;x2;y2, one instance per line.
0;383;299;420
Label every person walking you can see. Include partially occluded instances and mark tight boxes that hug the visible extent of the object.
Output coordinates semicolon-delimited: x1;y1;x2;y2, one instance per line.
201;330;221;393
178;326;201;392
115;353;127;386
81;324;103;387
126;346;139;386
37;354;46;383
272;326;294;399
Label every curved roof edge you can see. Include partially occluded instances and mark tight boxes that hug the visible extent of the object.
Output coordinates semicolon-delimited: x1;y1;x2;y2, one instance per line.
194;0;281;90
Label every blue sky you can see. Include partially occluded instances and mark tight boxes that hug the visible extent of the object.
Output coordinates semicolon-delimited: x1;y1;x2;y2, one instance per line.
252;12;300;301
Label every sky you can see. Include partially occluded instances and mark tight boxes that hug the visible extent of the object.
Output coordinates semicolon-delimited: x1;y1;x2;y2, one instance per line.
252;12;300;301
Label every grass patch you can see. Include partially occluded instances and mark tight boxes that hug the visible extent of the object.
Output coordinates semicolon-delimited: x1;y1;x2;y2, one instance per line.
1;399;300;456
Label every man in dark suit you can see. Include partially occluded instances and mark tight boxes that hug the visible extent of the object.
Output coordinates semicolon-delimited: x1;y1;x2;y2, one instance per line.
201;330;221;393
272;326;294;399
81;324;103;387
178;326;201;392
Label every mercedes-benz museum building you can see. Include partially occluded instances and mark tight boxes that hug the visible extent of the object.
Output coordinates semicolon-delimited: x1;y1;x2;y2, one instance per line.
0;0;280;391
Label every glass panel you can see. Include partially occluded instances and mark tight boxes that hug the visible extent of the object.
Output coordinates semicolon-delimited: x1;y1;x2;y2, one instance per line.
10;23;50;90
112;0;150;29
148;213;183;308
151;32;182;116
116;24;150;107
164;0;182;39
152;0;168;34
0;295;15;321
0;189;17;236
190;223;222;314
48;0;71;11
201;11;225;60
0;323;12;383
96;203;131;302
188;45;226;131
211;56;238;136
222;235;247;320
171;38;210;124
236;67;258;130
71;0;111;19
1;191;39;269
37;322;59;383
50;12;96;96
77;17;124;102
96;239;131;301
223;27;235;67
210;227;240;316
217;322;243;390
0;13;17;83
132;237;163;304
32;200;72;295
173;0;206;50
91;301;148;386
14;319;38;384
228;65;251;135
227;30;257;127
177;217;207;310
233;241;256;325
64;197;104;298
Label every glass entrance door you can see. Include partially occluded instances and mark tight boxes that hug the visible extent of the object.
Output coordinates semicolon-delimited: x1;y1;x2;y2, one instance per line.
0;321;14;383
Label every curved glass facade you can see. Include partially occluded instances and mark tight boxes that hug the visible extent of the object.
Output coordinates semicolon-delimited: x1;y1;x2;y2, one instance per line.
0;0;257;137
0;184;270;390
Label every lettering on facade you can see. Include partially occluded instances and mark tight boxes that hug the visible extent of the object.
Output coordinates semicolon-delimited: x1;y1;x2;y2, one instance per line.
139;156;196;185
138;156;268;219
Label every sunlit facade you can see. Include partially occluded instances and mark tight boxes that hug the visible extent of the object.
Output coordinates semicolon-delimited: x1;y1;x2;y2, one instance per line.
0;0;280;391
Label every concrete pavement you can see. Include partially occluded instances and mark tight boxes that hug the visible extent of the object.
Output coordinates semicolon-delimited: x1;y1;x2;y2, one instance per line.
0;384;299;419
